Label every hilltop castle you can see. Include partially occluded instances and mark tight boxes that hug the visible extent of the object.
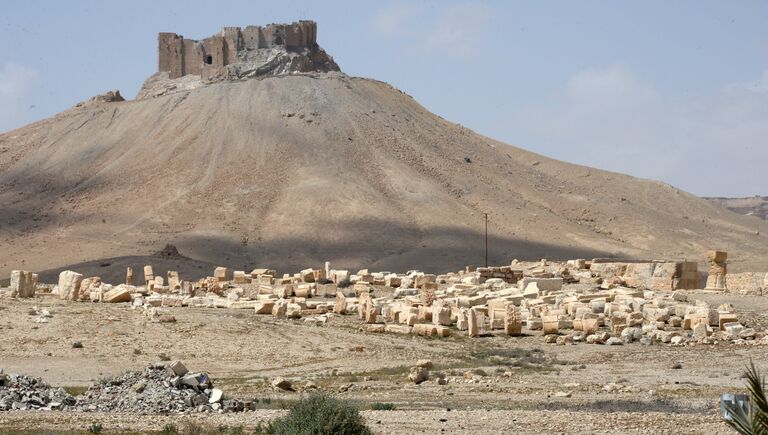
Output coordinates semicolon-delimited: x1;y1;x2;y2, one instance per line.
158;21;319;80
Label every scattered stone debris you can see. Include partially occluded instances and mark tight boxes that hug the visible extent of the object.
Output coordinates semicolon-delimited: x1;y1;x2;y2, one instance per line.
3;250;768;349
0;370;76;411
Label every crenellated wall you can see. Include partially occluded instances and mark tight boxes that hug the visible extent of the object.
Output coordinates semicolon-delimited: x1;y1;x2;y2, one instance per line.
158;21;319;79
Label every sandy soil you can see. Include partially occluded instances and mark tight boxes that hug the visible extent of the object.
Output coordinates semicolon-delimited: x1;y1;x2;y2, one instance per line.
1;290;766;433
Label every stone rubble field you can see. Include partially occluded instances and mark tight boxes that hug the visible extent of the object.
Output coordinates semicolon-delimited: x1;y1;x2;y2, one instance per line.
1;251;767;433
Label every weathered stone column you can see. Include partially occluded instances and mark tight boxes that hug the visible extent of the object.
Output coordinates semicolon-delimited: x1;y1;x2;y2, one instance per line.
705;250;727;290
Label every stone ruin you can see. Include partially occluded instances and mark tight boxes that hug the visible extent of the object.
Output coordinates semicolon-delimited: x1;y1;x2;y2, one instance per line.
136;20;340;99
158;21;320;80
705;250;727;290
2;250;767;348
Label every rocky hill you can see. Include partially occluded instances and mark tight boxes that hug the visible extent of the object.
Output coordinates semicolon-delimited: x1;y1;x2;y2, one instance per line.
0;23;766;281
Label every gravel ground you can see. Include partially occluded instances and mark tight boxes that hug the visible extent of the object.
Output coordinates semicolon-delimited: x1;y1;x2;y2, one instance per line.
0;293;765;433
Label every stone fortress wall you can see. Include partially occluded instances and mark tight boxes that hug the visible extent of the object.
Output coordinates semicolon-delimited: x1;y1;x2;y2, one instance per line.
158;21;318;80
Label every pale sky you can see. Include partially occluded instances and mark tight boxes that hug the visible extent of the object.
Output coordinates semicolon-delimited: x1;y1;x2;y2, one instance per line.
2;1;766;197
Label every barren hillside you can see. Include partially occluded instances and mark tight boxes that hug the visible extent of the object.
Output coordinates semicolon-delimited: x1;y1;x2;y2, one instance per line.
1;72;766;281
706;196;768;221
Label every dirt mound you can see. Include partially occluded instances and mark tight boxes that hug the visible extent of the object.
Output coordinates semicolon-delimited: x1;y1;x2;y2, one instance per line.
1;72;767;278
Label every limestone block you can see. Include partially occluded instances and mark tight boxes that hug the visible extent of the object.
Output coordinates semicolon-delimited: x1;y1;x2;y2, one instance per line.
366;324;386;333
312;269;327;283
300;268;315;283
414;274;437;289
365;303;377;324
519;277;563;293
254;300;275;314
385;275;402;288
434;326;451;337
542;315;559;335
718;313;739;331
58;270;84;301
143;265;154;285
385;324;412;334
275;284;294;299
232;271;249;284
404;307;418;326
295;283;314;298
582;318;599;335
333;270;350;285
468;308;480;337
272;300;288;318
126;267;134;285
454;308;467;331
104;286;132;303
334;292;347;314
432;300;452;326
286;303;302;319
705;250;727;290
214;267;230;282
10;270;35;298
505;304;522;336
413;323;438;336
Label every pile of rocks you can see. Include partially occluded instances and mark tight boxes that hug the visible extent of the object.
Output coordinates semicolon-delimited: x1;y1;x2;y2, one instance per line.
0;370;76;411
77;361;251;413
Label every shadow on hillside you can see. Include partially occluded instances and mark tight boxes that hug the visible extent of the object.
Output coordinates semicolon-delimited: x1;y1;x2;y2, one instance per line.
35;217;616;283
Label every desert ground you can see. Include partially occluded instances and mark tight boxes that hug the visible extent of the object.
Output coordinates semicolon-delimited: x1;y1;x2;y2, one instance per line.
2;17;766;435
1;287;766;434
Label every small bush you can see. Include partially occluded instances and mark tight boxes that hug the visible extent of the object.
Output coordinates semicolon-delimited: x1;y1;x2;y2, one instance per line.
218;425;244;435
267;393;372;435
88;423;103;434
160;423;179;434
180;420;218;434
370;402;396;411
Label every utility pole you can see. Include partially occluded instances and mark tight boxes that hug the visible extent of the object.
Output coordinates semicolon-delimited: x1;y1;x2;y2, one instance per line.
484;212;488;268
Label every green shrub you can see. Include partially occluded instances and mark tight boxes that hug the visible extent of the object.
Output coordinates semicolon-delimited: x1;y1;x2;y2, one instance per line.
267;393;372;435
370;402;396;411
87;423;103;434
160;423;179;434
723;360;768;434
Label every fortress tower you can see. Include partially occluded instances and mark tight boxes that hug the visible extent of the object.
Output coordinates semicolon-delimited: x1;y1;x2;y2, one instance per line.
157;21;318;80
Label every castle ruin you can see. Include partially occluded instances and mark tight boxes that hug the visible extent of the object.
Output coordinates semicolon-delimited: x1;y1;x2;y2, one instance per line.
158;21;319;81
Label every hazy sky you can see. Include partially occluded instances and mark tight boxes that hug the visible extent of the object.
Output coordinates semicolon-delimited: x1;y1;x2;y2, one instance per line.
2;1;766;197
